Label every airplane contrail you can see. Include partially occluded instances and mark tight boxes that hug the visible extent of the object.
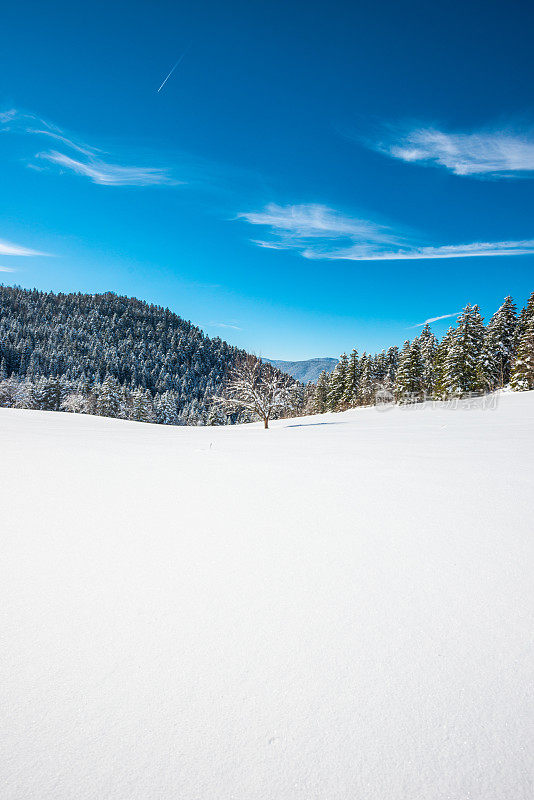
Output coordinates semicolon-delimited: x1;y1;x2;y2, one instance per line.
157;49;189;93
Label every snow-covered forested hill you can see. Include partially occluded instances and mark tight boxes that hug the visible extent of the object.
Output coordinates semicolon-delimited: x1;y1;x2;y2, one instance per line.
1;391;533;800
0;285;251;424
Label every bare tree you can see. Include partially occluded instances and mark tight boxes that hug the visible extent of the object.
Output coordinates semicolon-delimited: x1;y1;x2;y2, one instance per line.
213;356;297;428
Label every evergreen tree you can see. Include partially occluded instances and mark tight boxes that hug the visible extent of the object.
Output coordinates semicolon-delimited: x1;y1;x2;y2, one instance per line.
418;324;438;396
207;404;227;425
395;340;424;402
394;341;411;401
433;327;454;399
510;316;534;391
480;296;517;390
513;291;534;352
129;388;155;422
327;356;347;411
314;370;329;413
157;391;179;425
343;348;359;407
385;346;399;385
443;305;485;396
96;375;122;417
32;376;62;411
356;353;370;405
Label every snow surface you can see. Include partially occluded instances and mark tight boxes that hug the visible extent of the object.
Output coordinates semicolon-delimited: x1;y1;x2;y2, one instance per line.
1;392;533;800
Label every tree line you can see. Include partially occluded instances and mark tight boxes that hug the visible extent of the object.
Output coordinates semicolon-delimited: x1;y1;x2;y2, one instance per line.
313;292;534;413
1;285;532;427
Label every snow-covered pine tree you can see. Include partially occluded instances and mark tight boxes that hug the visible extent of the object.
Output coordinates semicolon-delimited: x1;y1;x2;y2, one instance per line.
129;388;155;423
479;296;517;390
394;340;411;402
207;403;227;425
61;393;88;414
0;376;21;407
327;355;348;411
443;305;485;397
31;376;63;411
338;352;350;409
374;351;388;384
513;291;534;353
386;346;399;385
301;382;317;416
510;315;534;391
409;339;425;399
13;380;33;409
357;353;372;405
314;370;329;413
164;391;179;424
395;340;424;402
432;326;454;399
343;348;359;407
96;375;122;417
418;324;438;396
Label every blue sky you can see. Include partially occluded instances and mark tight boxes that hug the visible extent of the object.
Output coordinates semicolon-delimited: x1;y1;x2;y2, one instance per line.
1;0;533;359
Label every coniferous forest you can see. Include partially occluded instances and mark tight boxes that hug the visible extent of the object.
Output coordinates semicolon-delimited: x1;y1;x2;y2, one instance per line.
1;285;533;425
0;285;309;425
315;292;534;413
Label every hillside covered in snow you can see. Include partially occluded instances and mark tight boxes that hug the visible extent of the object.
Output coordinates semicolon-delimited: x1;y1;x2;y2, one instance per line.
1;391;533;800
0;285;250;425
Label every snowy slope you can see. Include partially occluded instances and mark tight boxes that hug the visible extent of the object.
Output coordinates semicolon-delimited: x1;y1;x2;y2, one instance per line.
1;393;533;800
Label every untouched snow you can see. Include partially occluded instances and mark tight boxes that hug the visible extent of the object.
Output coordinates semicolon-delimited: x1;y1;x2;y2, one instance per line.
1;392;533;800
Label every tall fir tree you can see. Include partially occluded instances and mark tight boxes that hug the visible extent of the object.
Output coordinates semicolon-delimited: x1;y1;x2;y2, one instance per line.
394;340;411;401
418;324;438;396
343;348;359;407
513;290;534;352
395;340;424;402
96;375;122;417
443;305;485;396
314;370;330;413
385;346;399;385
358;353;375;405
327;355;348;411
479;295;517;390
433;326;454;399
510;316;534;391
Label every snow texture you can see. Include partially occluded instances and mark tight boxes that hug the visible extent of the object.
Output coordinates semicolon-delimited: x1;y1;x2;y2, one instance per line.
1;392;533;799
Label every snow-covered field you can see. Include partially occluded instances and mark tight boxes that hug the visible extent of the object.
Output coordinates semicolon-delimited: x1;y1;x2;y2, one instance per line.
1;392;533;800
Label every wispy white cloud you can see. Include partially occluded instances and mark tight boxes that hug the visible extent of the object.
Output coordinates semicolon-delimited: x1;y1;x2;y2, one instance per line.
238;203;396;243
38;150;179;187
0;237;49;256
0;109;18;124
238;203;400;260
209;321;242;331
0;265;17;272
27;129;99;157
409;311;462;328
309;239;534;261
1;108;179;187
239;202;534;261
371;125;534;178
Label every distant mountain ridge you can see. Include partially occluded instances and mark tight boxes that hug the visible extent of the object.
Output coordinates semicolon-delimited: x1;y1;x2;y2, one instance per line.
263;357;337;383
